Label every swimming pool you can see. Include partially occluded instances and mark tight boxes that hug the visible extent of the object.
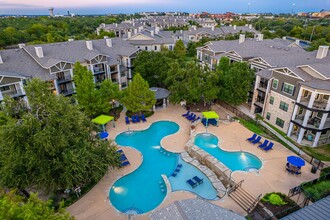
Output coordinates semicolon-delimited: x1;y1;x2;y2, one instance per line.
194;133;262;171
110;121;217;214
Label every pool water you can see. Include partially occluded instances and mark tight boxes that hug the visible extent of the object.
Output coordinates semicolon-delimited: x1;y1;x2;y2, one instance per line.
110;121;179;214
194;133;262;171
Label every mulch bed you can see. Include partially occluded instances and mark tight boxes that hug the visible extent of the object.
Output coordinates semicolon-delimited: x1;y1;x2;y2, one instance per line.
260;195;300;218
186;103;212;112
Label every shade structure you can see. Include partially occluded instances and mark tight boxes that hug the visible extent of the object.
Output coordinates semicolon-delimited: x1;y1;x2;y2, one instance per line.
92;115;114;125
202;111;219;119
287;156;305;167
202;111;220;127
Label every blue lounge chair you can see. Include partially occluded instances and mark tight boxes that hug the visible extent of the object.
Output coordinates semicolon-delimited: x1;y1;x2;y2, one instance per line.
192;116;200;123
121;161;130;167
116;149;123;154
171;172;177;177
258;140;269;148
188;115;196;121
177;163;182;168
136;115;140;123
263;142;274;151
175;168;181;172
120;154;127;160
182;111;190;117
247;134;257;142
186;179;197;188
295;170;301;175
120;156;127;161
141;114;147;122
209;119;218;126
192;176;203;184
251;136;262;144
186;113;194;119
125;116;130;125
201;118;207;126
131;116;136;123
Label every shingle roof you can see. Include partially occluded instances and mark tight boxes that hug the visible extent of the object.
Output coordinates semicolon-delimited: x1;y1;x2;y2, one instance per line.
281;196;330;220
150;87;170;99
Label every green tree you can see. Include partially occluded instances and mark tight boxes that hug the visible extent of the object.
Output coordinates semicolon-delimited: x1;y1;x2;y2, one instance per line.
73;62;120;117
218;59;255;105
173;39;186;59
121;73;156;113
0;79;120;192
307;38;330;51
0;190;73;220
186;41;197;57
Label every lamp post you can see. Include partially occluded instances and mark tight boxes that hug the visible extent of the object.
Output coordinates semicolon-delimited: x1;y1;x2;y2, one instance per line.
112;99;116;117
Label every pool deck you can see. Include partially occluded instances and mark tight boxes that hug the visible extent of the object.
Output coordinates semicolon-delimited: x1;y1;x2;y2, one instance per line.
67;104;320;219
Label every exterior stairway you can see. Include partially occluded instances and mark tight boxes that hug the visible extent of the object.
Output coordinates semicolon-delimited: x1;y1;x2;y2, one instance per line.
228;180;262;214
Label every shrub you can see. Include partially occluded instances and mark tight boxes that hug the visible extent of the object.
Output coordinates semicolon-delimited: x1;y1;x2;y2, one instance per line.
262;192;287;206
126;110;154;118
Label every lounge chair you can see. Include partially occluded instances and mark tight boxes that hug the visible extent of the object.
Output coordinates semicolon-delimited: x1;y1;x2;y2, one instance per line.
182;111;190;117
295;170;301;175
192;116;200;123
263;142;274;151
251;136;262;144
125;116;130;125
186;179;197;188
116;149;123;154
177;163;182;168
209;119;218;126
171;172;177;177
258;140;269;148
201;118;207;126
120;154;127;160
175;168;181;172
188;115;196;121
141;113;147;122
131;116;136;123
192;176;203;184
135;115;140;123
121;161;130;167
186;113;194;119
247;134;257;142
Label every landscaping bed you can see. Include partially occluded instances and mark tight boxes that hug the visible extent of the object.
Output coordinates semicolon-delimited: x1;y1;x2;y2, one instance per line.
303;180;330;202
126;110;154;118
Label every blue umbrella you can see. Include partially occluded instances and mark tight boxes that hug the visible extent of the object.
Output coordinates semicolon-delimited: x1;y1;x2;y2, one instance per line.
287;156;305;167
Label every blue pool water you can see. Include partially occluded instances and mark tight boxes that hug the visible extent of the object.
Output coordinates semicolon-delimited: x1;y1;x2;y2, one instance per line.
110;121;218;214
194;133;262;171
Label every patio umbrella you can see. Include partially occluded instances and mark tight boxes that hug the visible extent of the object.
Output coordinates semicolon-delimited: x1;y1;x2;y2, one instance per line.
287;156;305;167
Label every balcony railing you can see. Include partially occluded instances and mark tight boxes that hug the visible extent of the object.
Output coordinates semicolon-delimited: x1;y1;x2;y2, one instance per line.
57;75;72;84
293;115;321;129
60;89;75;96
298;97;328;110
2;89;25;98
93;68;106;75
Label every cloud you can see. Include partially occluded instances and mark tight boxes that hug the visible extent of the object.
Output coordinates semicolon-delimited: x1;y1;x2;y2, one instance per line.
0;1;38;8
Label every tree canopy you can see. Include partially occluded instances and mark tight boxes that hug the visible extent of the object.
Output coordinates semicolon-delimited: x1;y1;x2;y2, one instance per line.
73;62;120;117
0;190;73;220
0;79;120;192
217;58;255;105
173;39;186;59
121;73;156;113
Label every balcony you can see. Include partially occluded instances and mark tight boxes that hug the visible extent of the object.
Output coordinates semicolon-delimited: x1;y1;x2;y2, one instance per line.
257;81;268;93
57;75;72;84
60;89;75;96
298;96;328;112
1;89;25;98
292;115;321;130
93;68;106;75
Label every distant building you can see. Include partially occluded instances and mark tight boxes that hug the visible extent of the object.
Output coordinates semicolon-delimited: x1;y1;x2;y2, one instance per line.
49;7;54;17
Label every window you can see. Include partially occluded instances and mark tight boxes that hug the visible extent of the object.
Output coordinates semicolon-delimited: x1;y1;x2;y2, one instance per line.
154;46;157;50
276;118;285;128
145;46;148;51
272;79;279;89
282;83;295;96
323;95;329;101
269;96;274;105
266;112;271;120
279;101;289;112
0;86;10;91
121;82;127;88
120;72;126;77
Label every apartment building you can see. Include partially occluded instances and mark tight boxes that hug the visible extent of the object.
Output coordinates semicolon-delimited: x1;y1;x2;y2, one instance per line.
197;36;330;147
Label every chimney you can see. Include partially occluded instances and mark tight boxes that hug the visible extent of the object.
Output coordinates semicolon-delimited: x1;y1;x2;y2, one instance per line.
115;23;118;27
151;30;154;36
68;38;74;42
18;43;25;48
155;26;160;34
257;34;264;41
233;25;237;30
239;34;245;44
134;28;137;34
106;38;112;47
295;39;300;45
86;41;93;50
35;47;44;58
245;24;248;27
249;24;252;29
101;23;105;28
211;26;214;31
193;25;197;30
174;19;177;22
282;36;287;40
180;30;183;34
127;31;132;38
139;26;143;32
0;55;3;64
133;22;135;26
316;46;329;59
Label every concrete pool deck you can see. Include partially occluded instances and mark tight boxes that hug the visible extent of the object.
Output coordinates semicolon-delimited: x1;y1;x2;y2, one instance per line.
67;104;320;219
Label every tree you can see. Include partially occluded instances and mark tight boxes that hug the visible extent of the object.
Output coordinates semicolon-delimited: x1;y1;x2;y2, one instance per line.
186;41;197;57
0;79;120;192
133;51;173;87
307;38;330;51
121;73;156;113
73;62;120;117
218;59;255;105
0;190;73;220
173;39;186;59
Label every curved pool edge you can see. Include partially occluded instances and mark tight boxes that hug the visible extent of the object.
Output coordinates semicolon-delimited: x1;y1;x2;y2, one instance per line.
109;120;181;215
192;132;264;174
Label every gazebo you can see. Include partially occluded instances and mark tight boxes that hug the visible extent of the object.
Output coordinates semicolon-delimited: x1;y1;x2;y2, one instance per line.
202;111;219;127
91;115;115;131
150;87;170;110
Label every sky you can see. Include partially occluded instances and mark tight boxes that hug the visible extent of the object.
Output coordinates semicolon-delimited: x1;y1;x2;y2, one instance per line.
0;0;329;15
